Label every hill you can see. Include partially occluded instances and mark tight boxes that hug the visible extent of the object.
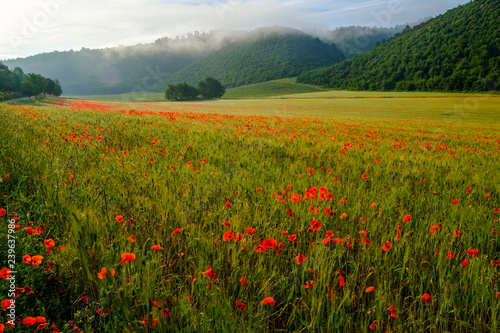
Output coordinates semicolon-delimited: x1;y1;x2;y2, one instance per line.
165;28;345;88
298;0;500;92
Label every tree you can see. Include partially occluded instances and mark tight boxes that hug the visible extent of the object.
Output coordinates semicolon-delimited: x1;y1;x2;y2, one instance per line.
21;80;36;100
53;79;63;97
46;79;56;96
165;82;200;101
197;77;225;99
26;73;48;96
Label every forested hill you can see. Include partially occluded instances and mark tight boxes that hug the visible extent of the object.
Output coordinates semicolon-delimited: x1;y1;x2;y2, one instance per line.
166;29;345;88
298;0;500;92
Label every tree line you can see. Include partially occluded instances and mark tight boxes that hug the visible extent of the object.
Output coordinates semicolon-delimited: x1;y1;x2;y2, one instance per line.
0;62;62;101
165;77;225;101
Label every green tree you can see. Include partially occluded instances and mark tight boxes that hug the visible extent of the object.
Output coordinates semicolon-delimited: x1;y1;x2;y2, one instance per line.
197;77;225;99
165;82;199;101
21;80;36;100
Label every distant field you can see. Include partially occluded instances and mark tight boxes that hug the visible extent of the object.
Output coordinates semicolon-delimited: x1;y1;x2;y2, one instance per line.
43;92;500;124
222;78;325;99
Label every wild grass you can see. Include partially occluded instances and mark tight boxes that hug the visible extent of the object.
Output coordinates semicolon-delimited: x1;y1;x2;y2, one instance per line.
0;95;499;332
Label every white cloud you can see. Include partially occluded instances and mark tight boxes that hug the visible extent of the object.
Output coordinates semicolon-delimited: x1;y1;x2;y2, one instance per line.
0;0;472;59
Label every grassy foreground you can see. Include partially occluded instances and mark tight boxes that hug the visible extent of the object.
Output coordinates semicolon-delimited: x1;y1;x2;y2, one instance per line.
0;96;499;332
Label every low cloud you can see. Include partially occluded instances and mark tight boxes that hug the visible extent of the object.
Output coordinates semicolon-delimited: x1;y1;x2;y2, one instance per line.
1;0;471;59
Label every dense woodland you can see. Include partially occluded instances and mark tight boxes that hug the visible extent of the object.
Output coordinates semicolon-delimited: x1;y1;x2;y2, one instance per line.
165;31;345;88
298;0;500;92
0;63;62;101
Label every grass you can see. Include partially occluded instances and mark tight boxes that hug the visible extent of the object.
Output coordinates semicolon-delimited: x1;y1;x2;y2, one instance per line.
222;78;325;99
0;94;499;332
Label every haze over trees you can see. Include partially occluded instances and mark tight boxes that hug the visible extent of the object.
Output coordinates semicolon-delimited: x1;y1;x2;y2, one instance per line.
298;0;500;92
1;26;407;95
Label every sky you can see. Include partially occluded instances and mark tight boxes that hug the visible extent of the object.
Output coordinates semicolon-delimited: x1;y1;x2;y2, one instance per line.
0;0;471;60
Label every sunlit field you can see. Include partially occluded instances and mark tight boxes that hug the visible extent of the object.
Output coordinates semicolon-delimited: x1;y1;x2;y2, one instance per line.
1;94;499;332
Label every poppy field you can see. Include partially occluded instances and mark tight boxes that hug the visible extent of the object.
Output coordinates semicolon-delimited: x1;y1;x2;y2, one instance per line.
0;96;499;332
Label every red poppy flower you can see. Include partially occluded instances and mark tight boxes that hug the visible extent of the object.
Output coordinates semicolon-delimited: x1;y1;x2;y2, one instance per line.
223;231;234;241
119;253;136;264
23;317;37;326
466;249;479;257
128;235;136;242
240;277;248;286
260;238;277;250
362;173;367;179
288;234;297;242
81;296;88;304
202;267;218;279
296;253;306;265
382;241;392;251
161;308;170;317
339;275;345;287
224;200;231;208
97;267;115;279
461;259;469;266
172;228;181;235
0;268;11;279
447;252;455;259
1;299;11;311
29;255;43;266
454;230;460;238
422;293;432;304
403;215;411;223
236;300;247;311
151;245;163;250
451;199;458;204
261;297;275;306
310;220;321;231
115;215;124;222
287;209;293;217
0;208;6;216
365;286;374;292
245;228;256;234
466;188;471;194
387;305;398;318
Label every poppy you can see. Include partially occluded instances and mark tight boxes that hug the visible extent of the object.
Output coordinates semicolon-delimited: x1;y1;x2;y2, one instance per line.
0;268;11;279
261;297;275;306
1;299;11;311
454;230;460;238
447;252;455;259
161;308;170;317
81;296;88;304
239;277;248;286
466;249;479;257
387;305;398;318
340;213;347;219
245;228;256;234
97;267;115;279
115;215;124;222
223;231;234;241
310;220;321;231
365;286;374;293
151;245;163;250
172;228;181;235
461;259;469;266
128;235;136;242
236;300;247;311
296;253;306;265
119;253;136;264
287;209;293;217
466;188;471;194
403;215;411;223
451;199;458;204
382;241;392;251
362;173;367;179
370;202;377;208
0;208;6;216
23;317;37;326
202;267;218;279
288;234;297;242
422;293;432;304
339;275;345;287
29;255;43;266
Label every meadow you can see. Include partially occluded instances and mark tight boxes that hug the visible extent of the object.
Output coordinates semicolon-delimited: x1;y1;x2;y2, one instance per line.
0;92;499;332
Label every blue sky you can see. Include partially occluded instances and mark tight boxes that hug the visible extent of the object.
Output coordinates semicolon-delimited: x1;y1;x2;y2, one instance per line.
0;0;471;59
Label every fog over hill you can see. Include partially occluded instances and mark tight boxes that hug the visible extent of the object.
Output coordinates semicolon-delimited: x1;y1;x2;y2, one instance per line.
2;25;411;95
